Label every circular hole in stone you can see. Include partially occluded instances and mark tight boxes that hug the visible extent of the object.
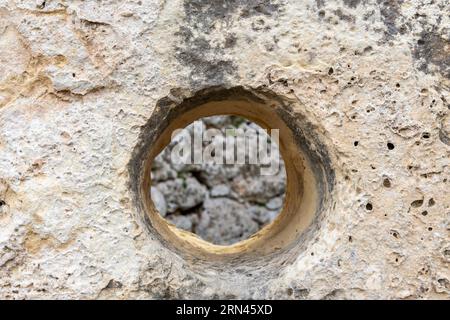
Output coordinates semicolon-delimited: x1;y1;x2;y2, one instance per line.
149;115;287;245
129;87;335;263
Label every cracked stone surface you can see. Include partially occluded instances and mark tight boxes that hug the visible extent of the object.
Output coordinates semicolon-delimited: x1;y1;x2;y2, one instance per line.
0;0;449;299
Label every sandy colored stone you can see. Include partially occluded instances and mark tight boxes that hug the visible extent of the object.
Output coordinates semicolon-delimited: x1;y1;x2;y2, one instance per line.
0;0;448;299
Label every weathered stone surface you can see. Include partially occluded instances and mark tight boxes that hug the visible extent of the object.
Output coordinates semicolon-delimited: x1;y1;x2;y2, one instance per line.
0;0;448;299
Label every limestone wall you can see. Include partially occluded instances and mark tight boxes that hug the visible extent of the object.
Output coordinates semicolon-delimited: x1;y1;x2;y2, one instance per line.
0;0;448;299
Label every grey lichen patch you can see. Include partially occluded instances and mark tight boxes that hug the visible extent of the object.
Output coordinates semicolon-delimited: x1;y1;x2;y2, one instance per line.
176;0;284;86
343;0;362;8
342;0;405;39
414;31;450;79
377;0;404;39
183;0;282;21
439;114;450;146
175;27;237;86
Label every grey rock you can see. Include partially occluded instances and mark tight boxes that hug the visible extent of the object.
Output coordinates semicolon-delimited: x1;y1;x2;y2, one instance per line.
156;177;207;213
197;163;241;188
150;187;167;217
196;198;259;245
166;214;198;232
202;115;232;128
151;158;177;182
231;169;286;204
248;205;278;226
210;184;230;197
266;197;284;210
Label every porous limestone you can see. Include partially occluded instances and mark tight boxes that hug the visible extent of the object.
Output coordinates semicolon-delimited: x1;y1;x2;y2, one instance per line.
0;0;448;299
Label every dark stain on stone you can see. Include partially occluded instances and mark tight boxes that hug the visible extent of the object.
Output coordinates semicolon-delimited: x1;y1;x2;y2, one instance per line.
274;101;336;195
439;128;450;146
377;0;404;38
315;0;325;8
224;34;237;48
177;51;237;85
413;31;450;79
175;26;237;86
105;279;123;289
343;0;362;8
334;9;355;23
289;287;310;299
176;0;283;87
238;0;282;18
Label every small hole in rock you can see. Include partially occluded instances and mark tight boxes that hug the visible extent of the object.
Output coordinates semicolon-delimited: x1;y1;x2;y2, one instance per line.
421;132;430;139
421;211;428;216
366;203;373;211
383;178;391;188
428;198;435;207
328;67;334;75
387;142;395;150
353;141;359;146
411;199;423;208
428;227;433;231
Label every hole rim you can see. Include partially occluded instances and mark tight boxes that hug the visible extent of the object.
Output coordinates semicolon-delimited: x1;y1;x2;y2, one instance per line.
128;87;335;265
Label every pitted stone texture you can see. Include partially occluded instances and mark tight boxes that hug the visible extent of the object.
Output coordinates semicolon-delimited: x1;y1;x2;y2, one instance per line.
0;0;448;299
